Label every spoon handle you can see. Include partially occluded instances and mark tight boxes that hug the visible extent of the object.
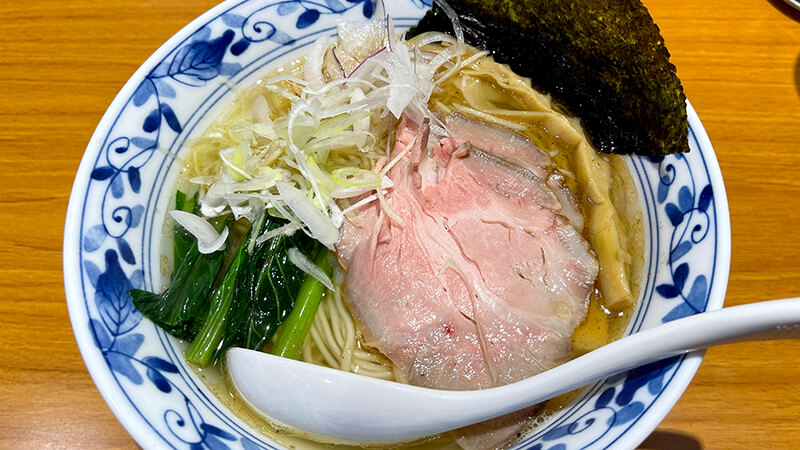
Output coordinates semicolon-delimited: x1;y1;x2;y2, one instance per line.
625;297;800;353
488;298;800;419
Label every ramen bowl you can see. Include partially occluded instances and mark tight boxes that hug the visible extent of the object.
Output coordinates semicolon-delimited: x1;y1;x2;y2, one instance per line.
63;0;731;448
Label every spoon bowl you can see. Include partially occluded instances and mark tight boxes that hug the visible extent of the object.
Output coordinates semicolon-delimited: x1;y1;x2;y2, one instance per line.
228;298;800;443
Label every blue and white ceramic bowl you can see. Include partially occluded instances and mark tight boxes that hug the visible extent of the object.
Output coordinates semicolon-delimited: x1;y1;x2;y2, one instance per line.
63;1;731;448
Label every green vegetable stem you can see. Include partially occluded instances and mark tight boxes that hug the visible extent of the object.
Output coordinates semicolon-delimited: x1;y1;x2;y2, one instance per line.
185;232;250;366
270;248;332;360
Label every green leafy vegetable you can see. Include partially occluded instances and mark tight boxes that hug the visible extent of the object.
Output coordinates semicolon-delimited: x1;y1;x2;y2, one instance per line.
132;200;316;366
409;0;688;156
226;215;316;352
192;211;317;365
270;249;332;360
130;212;227;340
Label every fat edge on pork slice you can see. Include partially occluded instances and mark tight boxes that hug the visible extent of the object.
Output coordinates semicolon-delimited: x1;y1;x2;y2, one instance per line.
408;0;689;156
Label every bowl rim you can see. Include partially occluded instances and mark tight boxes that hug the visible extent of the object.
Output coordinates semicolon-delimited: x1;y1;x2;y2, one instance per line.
62;2;257;447
613;101;731;449
63;1;732;448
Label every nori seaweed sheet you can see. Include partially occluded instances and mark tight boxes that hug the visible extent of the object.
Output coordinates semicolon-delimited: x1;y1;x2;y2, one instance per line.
408;0;688;156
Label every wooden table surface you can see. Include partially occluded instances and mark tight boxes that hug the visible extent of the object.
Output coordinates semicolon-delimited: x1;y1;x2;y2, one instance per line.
2;0;799;448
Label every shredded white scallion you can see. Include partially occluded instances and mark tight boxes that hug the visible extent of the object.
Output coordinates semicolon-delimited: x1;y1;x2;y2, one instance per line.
288;248;334;291
182;12;489;255
169;210;229;254
276;181;339;248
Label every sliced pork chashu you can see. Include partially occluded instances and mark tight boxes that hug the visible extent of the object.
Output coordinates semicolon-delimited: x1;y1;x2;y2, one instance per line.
337;114;598;390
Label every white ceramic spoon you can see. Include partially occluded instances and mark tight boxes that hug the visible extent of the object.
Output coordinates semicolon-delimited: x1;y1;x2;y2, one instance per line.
227;298;800;443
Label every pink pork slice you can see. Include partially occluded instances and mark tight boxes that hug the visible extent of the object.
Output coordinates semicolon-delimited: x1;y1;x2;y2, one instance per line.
336;113;599;391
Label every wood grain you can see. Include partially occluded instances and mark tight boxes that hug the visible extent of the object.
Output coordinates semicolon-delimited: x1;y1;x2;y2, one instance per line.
1;0;799;448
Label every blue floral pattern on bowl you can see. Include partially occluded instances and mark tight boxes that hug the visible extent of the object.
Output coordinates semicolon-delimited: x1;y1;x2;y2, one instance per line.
63;1;731;448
